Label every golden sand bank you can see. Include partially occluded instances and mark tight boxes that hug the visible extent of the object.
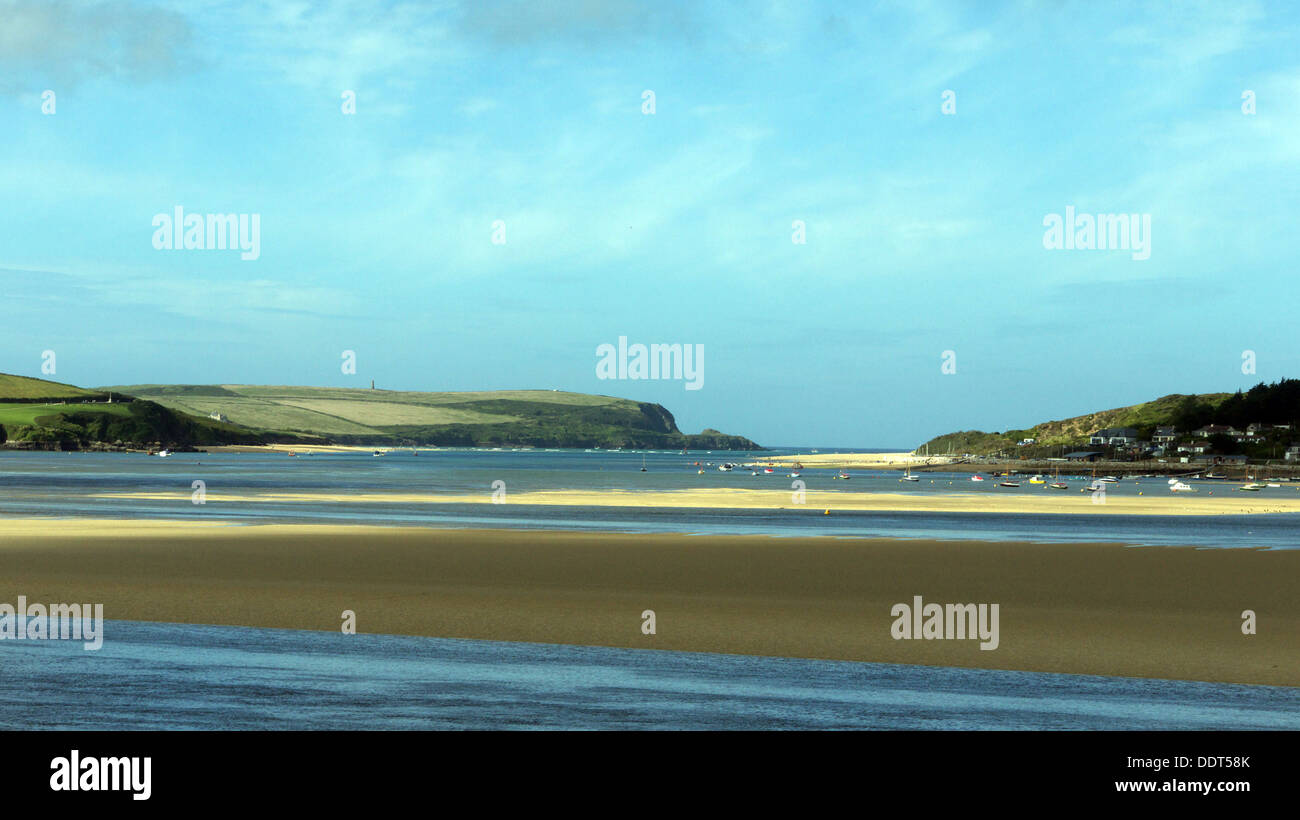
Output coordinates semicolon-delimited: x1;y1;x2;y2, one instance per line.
0;519;1294;686
756;452;955;468
95;486;1300;515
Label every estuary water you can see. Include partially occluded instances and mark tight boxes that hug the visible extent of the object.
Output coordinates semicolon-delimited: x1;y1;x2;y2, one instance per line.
2;620;1296;730
0;448;1297;548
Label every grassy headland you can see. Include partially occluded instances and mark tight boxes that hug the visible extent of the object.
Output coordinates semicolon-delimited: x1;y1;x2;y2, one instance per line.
103;383;759;449
0;375;297;451
0;374;757;450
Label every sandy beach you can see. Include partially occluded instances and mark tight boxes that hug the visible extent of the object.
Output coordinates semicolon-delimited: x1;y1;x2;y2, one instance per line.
94;486;1300;515
1;519;1294;686
756;452;955;468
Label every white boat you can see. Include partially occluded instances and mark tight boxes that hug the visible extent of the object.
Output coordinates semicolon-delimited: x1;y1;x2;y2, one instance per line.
899;466;919;482
157;449;171;458
1169;481;1197;493
970;474;984;482
789;472;801;478
718;464;733;472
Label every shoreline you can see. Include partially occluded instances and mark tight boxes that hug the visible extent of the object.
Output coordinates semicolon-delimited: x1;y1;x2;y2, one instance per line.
1;521;1294;686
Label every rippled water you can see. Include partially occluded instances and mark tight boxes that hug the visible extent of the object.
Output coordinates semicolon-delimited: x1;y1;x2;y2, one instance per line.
1;449;1296;547
2;621;1296;730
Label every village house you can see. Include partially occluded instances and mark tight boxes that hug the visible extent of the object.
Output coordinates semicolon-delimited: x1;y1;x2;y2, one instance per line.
1286;443;1300;462
1065;451;1104;462
1088;427;1137;446
1191;454;1248;466
1194;424;1241;438
1152;426;1178;443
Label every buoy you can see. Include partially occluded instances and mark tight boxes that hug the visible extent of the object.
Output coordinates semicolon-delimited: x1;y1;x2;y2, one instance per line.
824;510;829;515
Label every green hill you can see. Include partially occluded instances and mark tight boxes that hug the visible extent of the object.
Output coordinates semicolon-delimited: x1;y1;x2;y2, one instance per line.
0;374;307;450
101;384;760;449
0;373;106;402
920;380;1300;457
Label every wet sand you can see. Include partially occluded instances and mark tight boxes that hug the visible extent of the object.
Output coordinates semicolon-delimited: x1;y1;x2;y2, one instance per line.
0;520;1294;686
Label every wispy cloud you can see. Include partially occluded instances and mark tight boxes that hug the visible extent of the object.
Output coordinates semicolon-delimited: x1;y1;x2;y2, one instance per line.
0;0;194;94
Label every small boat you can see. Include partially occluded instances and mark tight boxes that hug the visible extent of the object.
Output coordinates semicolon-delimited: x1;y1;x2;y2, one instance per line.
641;455;647;472
1238;483;1267;492
998;481;1020;488
970;474;984;482
899;466;919;482
789;472;801;478
835;472;851;480
1028;474;1045;484
157;449;171;458
718;464;733;472
1049;481;1068;489
1170;481;1197;493
763;467;774;474
1097;476;1119;483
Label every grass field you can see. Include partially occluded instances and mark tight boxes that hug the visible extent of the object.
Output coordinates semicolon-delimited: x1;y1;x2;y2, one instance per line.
0;402;134;426
0;374;103;401
137;395;380;435
102;384;632;436
46;383;757;448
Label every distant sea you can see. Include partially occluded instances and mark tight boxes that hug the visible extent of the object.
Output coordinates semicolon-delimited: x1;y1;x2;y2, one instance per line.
2;620;1297;730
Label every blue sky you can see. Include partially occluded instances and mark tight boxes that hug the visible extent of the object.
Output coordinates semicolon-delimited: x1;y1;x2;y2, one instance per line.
2;0;1297;447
